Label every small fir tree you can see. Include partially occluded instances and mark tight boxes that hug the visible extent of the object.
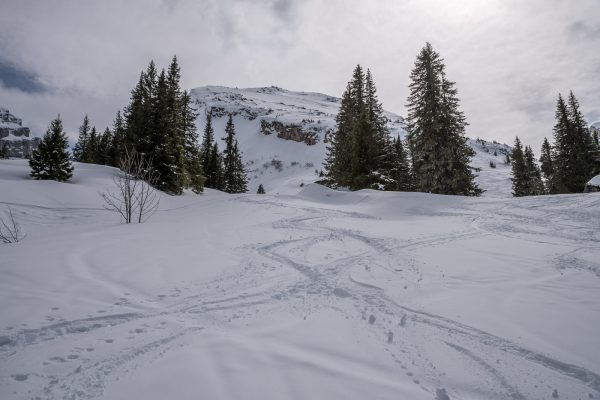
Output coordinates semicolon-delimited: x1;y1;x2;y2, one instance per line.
29;116;73;182
511;137;528;197
72;115;91;162
524;145;545;196
539;137;556;193
388;136;414;191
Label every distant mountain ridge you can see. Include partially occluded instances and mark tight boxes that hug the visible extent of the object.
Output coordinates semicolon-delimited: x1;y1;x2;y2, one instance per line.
189;85;513;197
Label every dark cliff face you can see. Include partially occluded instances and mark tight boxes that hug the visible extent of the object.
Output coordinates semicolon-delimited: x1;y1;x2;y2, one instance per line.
259;119;324;146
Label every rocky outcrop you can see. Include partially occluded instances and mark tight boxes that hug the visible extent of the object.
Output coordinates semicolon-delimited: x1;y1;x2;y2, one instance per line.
0;108;40;158
260;119;321;145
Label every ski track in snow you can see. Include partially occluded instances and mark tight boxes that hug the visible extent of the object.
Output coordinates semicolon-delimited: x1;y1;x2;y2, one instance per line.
1;192;600;399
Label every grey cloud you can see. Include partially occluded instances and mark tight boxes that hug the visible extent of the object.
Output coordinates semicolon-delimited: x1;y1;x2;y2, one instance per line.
568;20;600;40
0;59;47;94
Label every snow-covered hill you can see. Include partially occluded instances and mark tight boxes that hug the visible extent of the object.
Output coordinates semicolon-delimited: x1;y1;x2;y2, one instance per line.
1;159;599;400
190;86;513;197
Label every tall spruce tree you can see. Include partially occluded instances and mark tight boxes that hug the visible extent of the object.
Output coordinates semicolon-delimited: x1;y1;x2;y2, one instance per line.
591;128;600;176
72;115;91;162
539;137;556;193
29;116;73;182
222;115;248;193
87;126;99;164
551;92;596;193
511;137;528;197
97;128;113;165
406;43;480;196
201;113;215;175
110;110;126;167
567;92;594;190
325;65;365;188
524;145;545;196
206;142;224;190
181;90;205;192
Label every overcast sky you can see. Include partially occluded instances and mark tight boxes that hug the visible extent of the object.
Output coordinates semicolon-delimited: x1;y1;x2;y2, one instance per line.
1;0;599;149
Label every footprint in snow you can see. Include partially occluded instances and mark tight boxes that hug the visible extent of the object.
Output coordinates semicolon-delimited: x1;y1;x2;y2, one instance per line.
12;373;28;382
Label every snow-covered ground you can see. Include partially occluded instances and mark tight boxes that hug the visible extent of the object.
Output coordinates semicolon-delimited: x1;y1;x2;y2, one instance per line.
1;159;599;400
190;86;513;197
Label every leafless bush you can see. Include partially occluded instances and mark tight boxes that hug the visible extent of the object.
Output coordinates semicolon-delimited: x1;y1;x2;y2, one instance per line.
0;207;25;243
101;150;160;224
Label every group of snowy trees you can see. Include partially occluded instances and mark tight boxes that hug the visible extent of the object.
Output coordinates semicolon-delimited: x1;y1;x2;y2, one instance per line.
324;43;480;196
511;92;600;196
510;137;545;197
73;57;205;194
199;114;248;193
28;56;249;195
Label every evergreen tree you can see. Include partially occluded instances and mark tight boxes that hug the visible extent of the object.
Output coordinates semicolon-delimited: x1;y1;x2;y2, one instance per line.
324;65;365;188
110;110;126;167
97;127;113;165
1;142;8;159
591;128;600;176
86;126;99;164
324;65;394;190
406;43;480;196
201;113;215;175
566;92;594;190
29;116;73;182
181;90;205;192
72;115;91;162
539;137;556;193
388;136;414;191
524;145;545;195
222;115;248;193
551;92;595;193
364;69;391;186
551;94;571;193
511;137;528;197
206;142;224;189
257;184;265;194
349;109;380;189
151;68;184;194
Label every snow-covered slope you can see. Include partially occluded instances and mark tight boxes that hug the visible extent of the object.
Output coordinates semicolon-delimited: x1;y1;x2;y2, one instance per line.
190;86;513;197
1;159;599;400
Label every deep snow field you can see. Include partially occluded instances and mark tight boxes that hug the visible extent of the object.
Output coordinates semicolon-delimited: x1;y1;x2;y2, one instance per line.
1;159;599;400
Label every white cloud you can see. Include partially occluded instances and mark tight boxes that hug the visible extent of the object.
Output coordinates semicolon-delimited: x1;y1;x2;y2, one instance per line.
0;0;599;150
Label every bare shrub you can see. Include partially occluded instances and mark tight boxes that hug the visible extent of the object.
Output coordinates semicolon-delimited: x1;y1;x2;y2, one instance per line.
0;207;25;243
101;150;160;224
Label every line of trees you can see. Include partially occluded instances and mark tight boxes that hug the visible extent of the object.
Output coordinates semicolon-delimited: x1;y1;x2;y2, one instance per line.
71;56;248;195
324;43;481;196
199;114;248;193
511;92;600;196
72;56;205;194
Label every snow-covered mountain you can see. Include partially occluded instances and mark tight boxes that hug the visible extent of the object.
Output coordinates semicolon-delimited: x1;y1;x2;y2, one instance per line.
0;108;40;158
190;86;513;197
